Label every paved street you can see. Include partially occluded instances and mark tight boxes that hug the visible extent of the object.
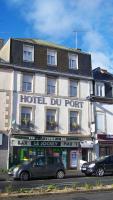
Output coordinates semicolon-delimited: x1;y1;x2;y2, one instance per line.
1;191;113;200
1;175;113;192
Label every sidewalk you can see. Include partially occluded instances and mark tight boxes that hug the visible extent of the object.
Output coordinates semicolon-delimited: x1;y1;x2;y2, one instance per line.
65;169;84;178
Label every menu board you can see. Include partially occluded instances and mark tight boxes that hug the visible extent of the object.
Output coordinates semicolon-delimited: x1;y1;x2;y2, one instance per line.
70;150;77;168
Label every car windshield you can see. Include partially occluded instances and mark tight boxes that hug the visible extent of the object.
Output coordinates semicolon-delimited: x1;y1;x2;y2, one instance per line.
95;155;109;162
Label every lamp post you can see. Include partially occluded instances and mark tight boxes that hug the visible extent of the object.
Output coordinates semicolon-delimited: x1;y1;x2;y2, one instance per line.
7;127;12;170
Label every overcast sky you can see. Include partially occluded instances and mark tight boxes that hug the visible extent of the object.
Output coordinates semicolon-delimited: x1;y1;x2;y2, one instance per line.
0;0;113;71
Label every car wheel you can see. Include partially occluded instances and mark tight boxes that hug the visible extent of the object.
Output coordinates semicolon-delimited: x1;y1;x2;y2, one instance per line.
56;170;65;179
20;171;29;181
96;168;104;177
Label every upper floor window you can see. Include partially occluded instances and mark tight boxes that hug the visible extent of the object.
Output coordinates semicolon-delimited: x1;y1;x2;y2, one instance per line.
47;77;57;95
111;84;113;97
95;82;105;97
70;80;78;97
46;109;58;131
21;107;32;128
22;74;33;92
96;111;105;132
23;45;34;62
70;111;79;132
47;49;57;66
69;53;78;69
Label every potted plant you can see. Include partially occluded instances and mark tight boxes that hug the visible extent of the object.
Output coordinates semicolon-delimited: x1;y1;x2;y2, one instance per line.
71;122;80;129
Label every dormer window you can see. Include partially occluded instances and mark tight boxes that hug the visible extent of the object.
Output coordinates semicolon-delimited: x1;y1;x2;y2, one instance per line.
47;49;57;66
95;82;105;97
69;53;78;69
23;45;34;62
111;83;113;97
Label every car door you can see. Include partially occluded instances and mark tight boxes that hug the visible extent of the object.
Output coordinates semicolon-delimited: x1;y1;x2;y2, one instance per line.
104;156;113;173
30;157;46;178
45;157;56;177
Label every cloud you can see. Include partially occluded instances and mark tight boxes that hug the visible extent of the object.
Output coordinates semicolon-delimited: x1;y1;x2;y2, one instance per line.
4;0;113;70
91;51;113;71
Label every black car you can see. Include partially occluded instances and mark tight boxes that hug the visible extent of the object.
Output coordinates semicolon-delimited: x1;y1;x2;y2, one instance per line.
81;155;113;177
8;156;65;181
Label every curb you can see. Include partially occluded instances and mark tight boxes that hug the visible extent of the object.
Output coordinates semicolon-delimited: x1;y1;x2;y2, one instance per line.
0;185;113;198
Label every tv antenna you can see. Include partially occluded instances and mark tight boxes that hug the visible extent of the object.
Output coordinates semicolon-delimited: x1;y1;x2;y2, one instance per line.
73;30;88;49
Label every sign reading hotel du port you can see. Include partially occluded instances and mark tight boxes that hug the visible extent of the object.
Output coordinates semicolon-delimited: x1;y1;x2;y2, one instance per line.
20;94;84;109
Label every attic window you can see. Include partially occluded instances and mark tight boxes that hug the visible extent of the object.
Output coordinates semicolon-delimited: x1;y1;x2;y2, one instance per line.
69;53;78;69
23;45;34;62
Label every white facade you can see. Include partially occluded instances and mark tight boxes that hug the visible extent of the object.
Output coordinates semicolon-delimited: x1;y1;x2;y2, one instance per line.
94;102;113;159
11;71;92;136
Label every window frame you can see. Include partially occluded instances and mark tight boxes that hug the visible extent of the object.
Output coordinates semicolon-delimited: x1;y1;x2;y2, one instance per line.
95;82;105;97
68;53;78;70
46;108;58;132
22;74;33;92
47;49;57;66
23;44;34;62
69;110;80;132
47;77;57;95
111;83;113;97
69;79;78;97
21;107;32;129
96;111;106;133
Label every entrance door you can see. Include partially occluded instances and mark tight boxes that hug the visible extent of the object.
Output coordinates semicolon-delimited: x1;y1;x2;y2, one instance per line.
82;149;88;161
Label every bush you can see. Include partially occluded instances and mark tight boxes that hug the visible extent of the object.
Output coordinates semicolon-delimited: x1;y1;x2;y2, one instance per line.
84;183;93;190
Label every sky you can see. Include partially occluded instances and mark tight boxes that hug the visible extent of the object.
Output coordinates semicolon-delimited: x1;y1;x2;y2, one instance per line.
0;0;113;71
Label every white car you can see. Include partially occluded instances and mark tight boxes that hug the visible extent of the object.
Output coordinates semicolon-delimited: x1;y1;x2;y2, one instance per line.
80;160;87;170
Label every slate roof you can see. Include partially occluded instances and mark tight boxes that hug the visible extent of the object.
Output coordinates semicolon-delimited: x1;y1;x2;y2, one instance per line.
13;38;90;55
93;67;113;82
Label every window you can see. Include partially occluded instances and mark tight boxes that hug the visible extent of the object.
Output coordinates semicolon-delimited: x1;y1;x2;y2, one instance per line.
47;49;57;66
69;54;78;69
70;80;78;97
111;84;113;97
21;107;32;128
96;111;105;132
23;45;34;62
70;111;79;132
46;109;57;131
47;78;57;95
32;157;45;167
22;74;33;92
95;82;105;97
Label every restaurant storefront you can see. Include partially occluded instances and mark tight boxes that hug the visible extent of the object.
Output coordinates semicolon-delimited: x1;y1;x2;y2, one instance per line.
10;134;81;169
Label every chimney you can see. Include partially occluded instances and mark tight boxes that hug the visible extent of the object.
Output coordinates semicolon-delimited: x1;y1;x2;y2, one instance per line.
0;39;4;49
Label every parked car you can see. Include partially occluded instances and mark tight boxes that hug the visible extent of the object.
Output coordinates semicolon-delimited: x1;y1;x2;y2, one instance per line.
79;160;87;170
8;156;65;181
81;155;113;177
